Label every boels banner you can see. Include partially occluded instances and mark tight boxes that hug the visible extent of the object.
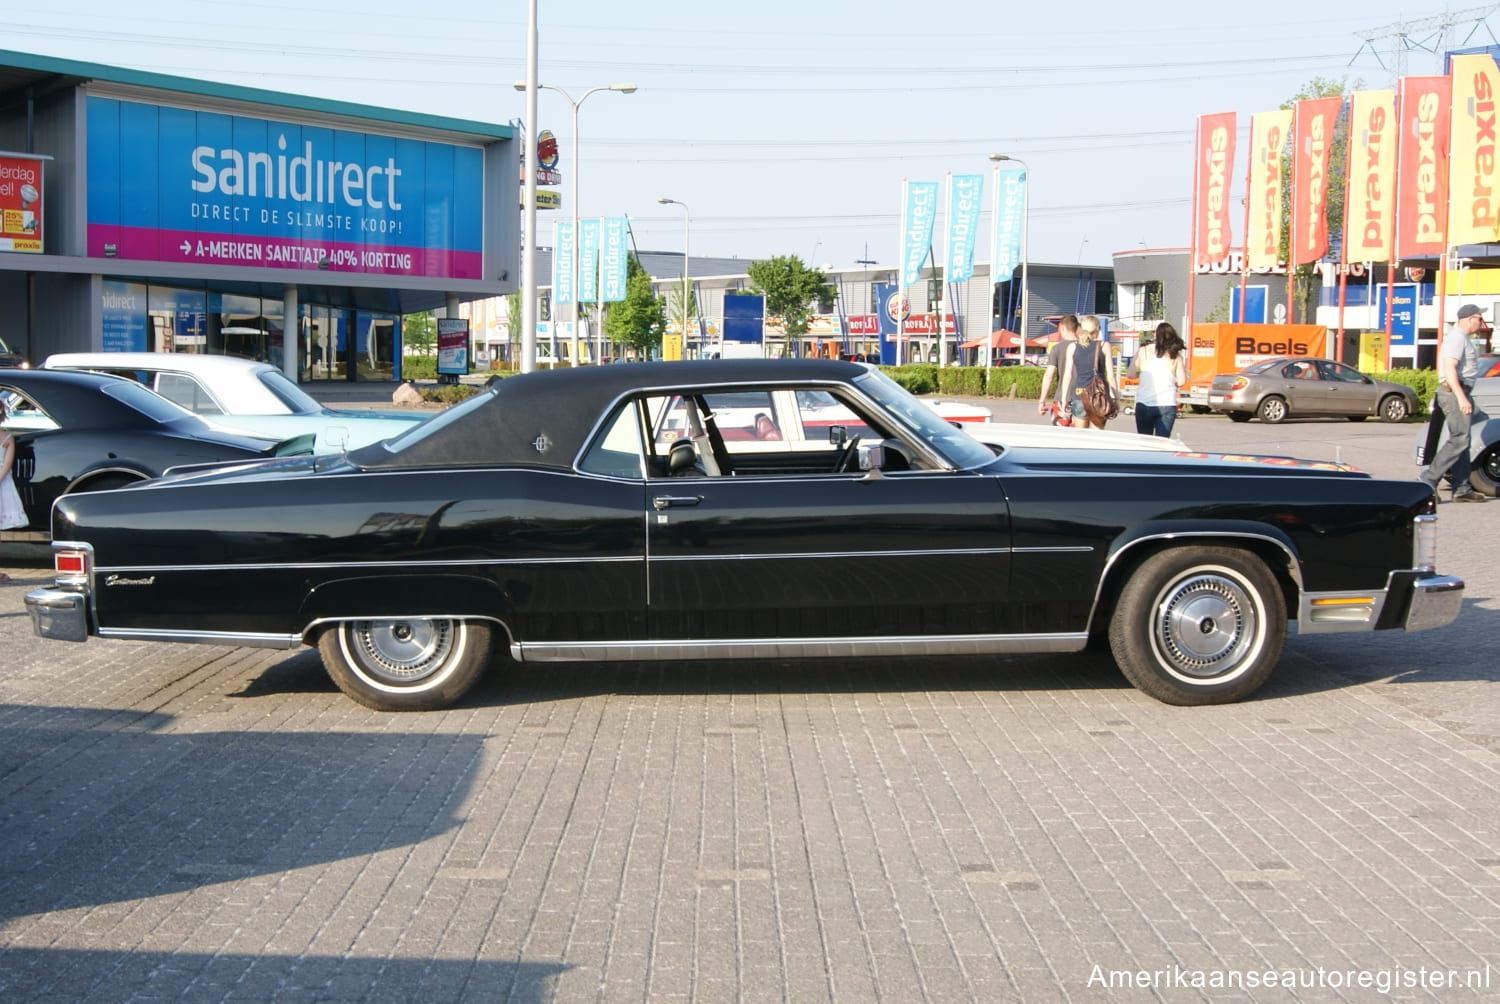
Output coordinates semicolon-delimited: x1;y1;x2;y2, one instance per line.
84;97;485;279
0;152;44;253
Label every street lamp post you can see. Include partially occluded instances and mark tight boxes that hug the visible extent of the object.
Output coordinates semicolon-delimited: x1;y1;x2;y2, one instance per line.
988;154;1029;356
658;197;690;355
515;80;636;366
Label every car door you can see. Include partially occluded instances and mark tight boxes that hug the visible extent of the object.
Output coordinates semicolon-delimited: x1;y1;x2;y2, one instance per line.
1277;360;1332;414
1315;359;1375;416
643;387;1011;642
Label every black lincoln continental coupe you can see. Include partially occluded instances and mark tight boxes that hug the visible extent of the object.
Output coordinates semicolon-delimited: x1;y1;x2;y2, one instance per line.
26;359;1461;711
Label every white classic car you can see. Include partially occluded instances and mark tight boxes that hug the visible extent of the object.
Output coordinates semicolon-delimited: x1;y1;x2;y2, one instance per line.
43;352;426;453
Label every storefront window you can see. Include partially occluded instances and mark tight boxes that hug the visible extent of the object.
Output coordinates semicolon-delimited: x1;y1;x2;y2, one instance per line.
355;312;397;381
303;305;351;380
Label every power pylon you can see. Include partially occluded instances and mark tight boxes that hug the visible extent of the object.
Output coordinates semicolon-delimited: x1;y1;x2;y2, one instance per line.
1352;5;1500;83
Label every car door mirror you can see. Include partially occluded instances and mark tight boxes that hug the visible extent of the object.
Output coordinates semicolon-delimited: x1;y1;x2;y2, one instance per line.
859;443;886;471
829;424;848;446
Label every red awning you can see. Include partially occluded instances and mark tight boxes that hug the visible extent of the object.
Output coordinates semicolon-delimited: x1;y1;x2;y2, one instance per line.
958;329;1051;350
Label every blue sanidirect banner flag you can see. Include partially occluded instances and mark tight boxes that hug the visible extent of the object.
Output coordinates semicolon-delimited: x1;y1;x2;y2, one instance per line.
991;166;1026;283
900;180;938;287
601;216;629;302
553;221;575;306
945;174;984;282
579;218;600;303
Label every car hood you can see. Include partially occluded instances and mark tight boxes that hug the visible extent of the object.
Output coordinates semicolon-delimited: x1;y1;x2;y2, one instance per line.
992;443;1367;478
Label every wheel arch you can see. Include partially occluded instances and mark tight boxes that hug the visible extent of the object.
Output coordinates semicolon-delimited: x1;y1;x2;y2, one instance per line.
297;574;516;644
1087;528;1302;637
65;466;152;494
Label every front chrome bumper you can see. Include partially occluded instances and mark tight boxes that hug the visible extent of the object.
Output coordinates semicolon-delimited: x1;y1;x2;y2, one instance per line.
1297;571;1463;635
25;587;90;643
1400;573;1464;632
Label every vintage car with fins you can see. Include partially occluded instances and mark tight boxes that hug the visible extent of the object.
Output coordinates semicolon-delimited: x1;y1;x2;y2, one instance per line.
26;359;1462;711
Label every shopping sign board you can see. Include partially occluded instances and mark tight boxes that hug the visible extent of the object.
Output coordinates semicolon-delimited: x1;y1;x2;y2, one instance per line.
0;152;45;253
437;318;470;375
1377;283;1418;345
85;97;484;279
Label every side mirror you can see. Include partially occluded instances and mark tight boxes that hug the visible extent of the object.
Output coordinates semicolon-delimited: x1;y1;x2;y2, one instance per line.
829;424;848;446
858;443;886;472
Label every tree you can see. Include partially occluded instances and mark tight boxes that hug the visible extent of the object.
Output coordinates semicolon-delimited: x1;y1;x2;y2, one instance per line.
1277;75;1360;324
604;255;665;356
746;255;834;339
665;285;700;338
505;293;521;342
405;311;437;355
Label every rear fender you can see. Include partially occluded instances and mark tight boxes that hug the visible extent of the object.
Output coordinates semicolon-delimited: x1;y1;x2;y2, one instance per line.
298;574;511;636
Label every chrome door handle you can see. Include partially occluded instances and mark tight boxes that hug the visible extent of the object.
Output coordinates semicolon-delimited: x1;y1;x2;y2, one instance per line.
652;495;703;510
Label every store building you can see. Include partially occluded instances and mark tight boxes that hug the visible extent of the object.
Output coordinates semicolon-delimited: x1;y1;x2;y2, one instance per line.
0;49;515;382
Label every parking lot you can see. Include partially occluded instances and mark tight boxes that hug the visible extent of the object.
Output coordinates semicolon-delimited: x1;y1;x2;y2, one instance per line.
2;404;1497;1001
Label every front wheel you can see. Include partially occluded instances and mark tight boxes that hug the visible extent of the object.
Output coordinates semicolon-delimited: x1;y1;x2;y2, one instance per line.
1257;396;1288;423
1378;394;1410;423
1108;547;1286;705
318;617;492;711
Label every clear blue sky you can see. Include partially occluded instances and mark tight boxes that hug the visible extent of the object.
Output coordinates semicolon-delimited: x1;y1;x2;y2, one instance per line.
9;1;1489;270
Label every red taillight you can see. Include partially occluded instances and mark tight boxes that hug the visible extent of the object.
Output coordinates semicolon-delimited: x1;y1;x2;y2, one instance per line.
1231;376;1250;391
55;551;87;575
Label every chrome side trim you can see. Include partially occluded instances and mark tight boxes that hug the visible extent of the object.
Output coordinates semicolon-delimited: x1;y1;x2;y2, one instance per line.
91;555;644;574
647;547;1011;562
96;627;304;649
1012;545;1094;554
511;632;1088;663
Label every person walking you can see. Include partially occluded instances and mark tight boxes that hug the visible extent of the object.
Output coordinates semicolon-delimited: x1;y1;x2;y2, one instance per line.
1127;321;1187;438
1059;315;1117;430
0;400;29;577
1036;314;1080;424
1421;303;1488;503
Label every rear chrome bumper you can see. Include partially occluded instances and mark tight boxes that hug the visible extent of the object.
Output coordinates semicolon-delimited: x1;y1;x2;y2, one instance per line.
25;587;90;643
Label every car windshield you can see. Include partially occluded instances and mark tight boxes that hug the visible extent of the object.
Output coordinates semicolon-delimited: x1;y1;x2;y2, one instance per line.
851;368;995;469
99;379;208;425
258;369;323;415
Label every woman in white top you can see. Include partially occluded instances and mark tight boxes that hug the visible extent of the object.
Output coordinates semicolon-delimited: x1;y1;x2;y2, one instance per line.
0;399;29;578
1126;322;1187;438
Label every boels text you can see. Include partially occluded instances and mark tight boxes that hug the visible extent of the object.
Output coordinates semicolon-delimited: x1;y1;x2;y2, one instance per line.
1235;338;1309;355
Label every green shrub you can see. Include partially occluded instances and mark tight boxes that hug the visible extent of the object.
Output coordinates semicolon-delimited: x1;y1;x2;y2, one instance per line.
879;364;940;395
937;366;985;396
401;355;437;381
419;384;480;405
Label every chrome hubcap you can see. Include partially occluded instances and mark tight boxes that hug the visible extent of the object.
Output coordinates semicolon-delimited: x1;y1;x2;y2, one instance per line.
347;619;455;684
1151;572;1259;681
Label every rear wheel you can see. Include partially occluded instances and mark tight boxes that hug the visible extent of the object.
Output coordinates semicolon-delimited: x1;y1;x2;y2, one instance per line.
1108;546;1285;705
1470;446;1500;497
1378;394;1410;423
1257;396;1288;423
318;617;491;711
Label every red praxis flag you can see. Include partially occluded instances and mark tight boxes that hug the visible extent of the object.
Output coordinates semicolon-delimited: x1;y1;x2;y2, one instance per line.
1193;112;1236;268
1396;75;1453;260
1289;97;1342;265
1343;90;1397;263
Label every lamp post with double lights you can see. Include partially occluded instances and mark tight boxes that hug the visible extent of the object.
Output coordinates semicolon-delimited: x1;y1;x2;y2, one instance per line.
658;197;691;353
988;153;1029;353
516;80;636;366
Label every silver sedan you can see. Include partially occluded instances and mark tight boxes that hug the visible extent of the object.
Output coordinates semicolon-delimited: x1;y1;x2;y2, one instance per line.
1207;356;1416;424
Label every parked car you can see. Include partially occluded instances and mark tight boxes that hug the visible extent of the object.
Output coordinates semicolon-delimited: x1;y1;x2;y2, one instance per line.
1207;357;1417;424
0;368;312;534
0;335;30;368
43;352;426;453
26;359;1460;712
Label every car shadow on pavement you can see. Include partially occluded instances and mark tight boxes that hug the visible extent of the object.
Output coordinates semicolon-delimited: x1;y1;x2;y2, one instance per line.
0;704;482;926
0;952;567;1001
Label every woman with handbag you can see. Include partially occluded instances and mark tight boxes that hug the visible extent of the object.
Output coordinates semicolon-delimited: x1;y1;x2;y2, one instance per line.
1059;316;1117;430
1126;321;1187;438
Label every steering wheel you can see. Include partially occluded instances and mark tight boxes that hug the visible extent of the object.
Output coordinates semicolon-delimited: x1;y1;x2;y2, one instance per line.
833;435;862;473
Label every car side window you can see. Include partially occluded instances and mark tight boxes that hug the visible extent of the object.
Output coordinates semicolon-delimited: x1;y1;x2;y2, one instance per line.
1319;360;1367;383
156;373;223;414
578;400;645;479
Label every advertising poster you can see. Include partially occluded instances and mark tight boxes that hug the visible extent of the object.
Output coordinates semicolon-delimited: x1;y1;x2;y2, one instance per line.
990;167;1025;282
0;152;45;252
899;180;938;288
1245;110;1291;271
85;97;485;279
1343;90;1397;263
601;217;629;302
101;281;149;352
437;318;471;376
1289;97;1341;265
1448;54;1500;246
1193;111;1237;268
944;173;984;282
1395;76;1452;261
